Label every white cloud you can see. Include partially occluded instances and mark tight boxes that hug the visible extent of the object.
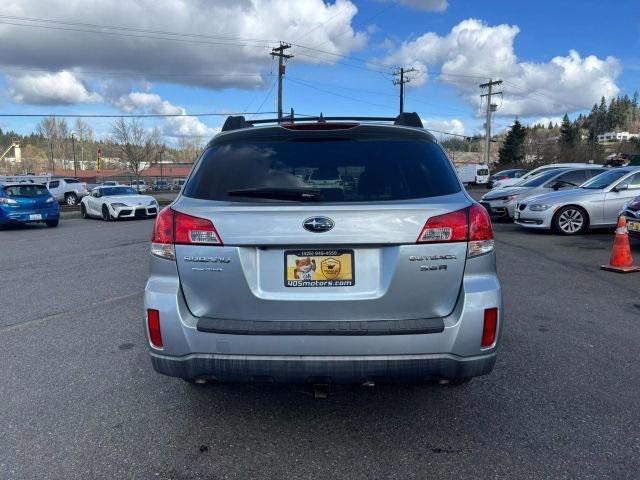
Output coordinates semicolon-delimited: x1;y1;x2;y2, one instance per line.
0;0;366;94
389;0;448;12
382;19;621;117
421;118;465;136
115;92;216;138
8;71;102;105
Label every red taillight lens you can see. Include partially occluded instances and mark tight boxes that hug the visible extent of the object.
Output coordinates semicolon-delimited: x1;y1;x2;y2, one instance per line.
417;204;494;257
151;207;222;260
469;203;493;241
147;309;163;348
152;206;174;243
174;211;221;245
417;208;468;243
481;308;498;347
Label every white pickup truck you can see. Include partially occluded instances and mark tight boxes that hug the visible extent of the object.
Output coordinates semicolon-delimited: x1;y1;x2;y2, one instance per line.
46;178;89;205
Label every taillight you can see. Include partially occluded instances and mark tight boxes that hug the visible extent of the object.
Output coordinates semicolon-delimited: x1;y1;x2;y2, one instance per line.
481;308;498;348
147;309;163;348
416;204;494;257
417;208;468;243
151;207;222;260
468;203;494;257
174;211;221;245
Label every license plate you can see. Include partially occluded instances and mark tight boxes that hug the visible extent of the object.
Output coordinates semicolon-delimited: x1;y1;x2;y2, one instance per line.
628;221;640;233
29;214;42;221
285;249;355;287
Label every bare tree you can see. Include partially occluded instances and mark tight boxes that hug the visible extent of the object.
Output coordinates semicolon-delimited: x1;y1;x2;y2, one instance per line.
74;119;93;169
36;116;70;172
111;118;161;186
176;136;205;163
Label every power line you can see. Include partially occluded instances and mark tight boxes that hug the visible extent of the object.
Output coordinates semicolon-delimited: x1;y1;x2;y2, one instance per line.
286;77;395;111
0;112;278;118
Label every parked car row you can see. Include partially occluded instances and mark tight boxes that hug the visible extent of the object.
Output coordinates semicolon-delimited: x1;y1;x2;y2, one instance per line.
0;181;160;228
480;166;640;235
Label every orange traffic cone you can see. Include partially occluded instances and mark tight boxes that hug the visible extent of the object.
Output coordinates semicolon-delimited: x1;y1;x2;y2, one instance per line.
601;216;640;273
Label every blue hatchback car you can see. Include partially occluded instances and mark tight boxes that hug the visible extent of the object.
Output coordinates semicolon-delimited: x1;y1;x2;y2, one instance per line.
0;183;60;228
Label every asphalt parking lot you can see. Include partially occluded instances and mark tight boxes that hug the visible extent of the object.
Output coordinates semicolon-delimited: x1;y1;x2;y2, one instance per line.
1;213;639;479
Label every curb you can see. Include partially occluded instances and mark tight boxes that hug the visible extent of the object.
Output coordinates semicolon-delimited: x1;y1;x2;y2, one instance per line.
61;210;83;219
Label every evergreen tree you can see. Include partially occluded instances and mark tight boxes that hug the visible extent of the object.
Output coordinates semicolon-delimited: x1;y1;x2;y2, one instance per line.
547;121;554;130
558;113;579;150
498;120;527;165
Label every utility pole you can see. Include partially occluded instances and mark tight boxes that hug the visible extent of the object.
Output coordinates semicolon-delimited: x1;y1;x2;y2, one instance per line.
71;133;77;177
392;67;417;114
480;79;502;165
49;141;55;175
270;42;293;121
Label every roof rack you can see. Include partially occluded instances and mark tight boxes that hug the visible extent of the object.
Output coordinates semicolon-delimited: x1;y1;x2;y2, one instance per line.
220;111;424;132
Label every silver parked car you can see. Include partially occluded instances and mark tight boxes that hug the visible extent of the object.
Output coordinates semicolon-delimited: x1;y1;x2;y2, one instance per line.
144;113;502;385
490;162;595;190
515;167;640;234
480;167;606;221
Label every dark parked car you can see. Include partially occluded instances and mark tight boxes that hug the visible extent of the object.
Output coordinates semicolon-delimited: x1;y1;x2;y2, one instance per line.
622;195;640;239
487;169;528;189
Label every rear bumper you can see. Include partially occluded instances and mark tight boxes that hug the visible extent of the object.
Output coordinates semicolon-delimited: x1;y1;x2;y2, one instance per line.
0;206;59;224
625;215;640;238
144;252;502;383
150;351;496;383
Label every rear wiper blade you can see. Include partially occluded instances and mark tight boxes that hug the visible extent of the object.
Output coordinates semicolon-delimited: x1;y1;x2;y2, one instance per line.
227;187;322;201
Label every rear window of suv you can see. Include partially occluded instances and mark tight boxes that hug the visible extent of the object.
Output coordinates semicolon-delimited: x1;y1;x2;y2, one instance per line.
184;138;461;203
4;185;49;197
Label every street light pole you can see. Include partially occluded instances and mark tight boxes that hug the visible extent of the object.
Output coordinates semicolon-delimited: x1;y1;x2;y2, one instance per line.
71;133;77;177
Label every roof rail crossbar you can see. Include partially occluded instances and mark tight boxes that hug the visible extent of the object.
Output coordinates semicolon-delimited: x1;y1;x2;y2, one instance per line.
246;116;397;125
221;112;423;130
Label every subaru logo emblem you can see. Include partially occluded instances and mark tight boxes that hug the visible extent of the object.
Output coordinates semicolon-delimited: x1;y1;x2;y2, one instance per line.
303;216;334;233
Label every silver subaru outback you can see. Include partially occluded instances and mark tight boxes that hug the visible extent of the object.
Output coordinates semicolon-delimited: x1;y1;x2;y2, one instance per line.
144;113;502;385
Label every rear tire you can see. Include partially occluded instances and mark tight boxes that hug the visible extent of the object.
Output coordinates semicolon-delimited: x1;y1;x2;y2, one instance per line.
45;219;59;228
64;193;78;206
553;206;588;235
80;204;88;219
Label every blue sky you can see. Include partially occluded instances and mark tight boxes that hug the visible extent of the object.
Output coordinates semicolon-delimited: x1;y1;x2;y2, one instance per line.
0;0;638;140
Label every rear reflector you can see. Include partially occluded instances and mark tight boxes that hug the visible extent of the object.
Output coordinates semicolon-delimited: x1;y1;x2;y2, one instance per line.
481;308;498;348
147;309;163;348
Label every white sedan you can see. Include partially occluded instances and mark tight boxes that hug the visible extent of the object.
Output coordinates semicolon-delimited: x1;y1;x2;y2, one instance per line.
81;186;159;221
